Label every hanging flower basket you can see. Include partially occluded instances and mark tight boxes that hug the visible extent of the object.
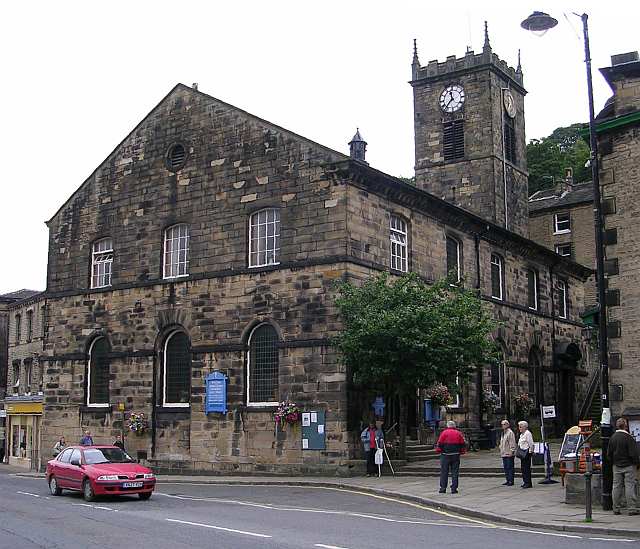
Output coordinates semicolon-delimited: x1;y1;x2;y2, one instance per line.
274;401;301;427
482;390;500;414
426;383;452;408
126;412;149;435
514;392;534;417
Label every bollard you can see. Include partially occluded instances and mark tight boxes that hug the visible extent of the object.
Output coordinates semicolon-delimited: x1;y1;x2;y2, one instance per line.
585;471;593;522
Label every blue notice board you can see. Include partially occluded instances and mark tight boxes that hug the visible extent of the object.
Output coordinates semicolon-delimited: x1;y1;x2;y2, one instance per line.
205;371;227;414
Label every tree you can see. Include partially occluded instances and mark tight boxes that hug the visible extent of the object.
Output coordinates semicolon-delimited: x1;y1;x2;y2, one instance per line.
526;123;591;195
333;272;498;453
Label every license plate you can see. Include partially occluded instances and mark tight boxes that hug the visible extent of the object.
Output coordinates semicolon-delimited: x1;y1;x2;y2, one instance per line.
122;481;143;488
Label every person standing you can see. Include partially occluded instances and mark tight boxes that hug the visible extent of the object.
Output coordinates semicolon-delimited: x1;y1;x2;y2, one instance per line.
113;434;125;451
435;420;467;494
79;430;94;446
52;436;66;457
517;421;534;489
608;417;639;516
499;420;516;486
360;421;384;477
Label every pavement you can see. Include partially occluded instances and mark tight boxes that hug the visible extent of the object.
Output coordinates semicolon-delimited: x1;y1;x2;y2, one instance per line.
6;447;640;539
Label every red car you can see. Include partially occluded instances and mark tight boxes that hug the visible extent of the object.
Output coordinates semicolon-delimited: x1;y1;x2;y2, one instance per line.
46;445;156;501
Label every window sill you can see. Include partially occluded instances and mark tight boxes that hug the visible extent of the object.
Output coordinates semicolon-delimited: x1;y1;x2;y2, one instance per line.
553;230;571;236
79;404;112;414
246;403;279;411
155;406;191;415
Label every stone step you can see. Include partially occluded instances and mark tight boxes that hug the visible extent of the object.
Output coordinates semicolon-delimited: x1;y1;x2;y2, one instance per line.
394;471;550;478
398;465;548;474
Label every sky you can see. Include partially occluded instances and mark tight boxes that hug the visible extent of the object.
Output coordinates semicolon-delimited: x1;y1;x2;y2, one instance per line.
1;1;638;294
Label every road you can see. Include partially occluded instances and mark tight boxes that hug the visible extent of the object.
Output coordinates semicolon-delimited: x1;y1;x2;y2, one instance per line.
0;468;635;549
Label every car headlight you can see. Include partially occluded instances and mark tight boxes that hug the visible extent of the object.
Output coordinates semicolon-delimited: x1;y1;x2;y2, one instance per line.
143;473;155;479
97;475;119;481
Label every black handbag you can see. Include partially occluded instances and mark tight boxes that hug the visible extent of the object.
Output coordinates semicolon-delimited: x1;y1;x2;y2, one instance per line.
516;446;529;460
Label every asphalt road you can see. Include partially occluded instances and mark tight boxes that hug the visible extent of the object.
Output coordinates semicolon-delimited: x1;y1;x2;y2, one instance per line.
0;469;636;549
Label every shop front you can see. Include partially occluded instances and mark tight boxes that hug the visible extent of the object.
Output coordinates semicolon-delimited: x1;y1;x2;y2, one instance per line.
5;400;43;470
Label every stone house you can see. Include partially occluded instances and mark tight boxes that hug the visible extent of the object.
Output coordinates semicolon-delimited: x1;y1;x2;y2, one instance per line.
38;34;593;473
594;51;640;426
3;292;47;469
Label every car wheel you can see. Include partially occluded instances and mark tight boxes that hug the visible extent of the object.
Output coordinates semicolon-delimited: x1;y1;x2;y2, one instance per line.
82;479;95;502
138;492;152;501
49;476;62;496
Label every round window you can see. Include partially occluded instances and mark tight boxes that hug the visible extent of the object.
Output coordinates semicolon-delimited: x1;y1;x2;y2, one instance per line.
166;143;187;171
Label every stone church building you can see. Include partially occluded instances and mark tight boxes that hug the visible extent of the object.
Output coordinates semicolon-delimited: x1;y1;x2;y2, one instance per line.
39;30;591;473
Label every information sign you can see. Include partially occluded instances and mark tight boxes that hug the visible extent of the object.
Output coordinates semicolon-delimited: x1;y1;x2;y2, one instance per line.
205;371;227;414
301;409;326;450
542;405;556;419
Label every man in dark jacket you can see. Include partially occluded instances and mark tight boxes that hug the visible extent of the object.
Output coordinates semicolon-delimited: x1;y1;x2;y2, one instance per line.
608;418;639;515
435;420;467;494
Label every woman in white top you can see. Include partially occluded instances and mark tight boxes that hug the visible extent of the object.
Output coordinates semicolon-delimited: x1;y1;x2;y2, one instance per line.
517;421;534;488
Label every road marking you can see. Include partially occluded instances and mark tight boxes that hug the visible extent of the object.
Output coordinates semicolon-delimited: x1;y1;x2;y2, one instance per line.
71;503;117;512
16;491;40;498
500;527;581;539
589;538;637;543
165;518;271;538
315;544;350;549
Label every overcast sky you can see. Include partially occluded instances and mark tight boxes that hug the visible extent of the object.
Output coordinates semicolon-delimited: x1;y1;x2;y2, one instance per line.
1;1;638;294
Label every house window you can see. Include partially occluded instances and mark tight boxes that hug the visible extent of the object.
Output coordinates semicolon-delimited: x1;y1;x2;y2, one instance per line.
163;224;190;279
91;238;113;288
14;314;21;343
504;115;516;163
489;360;506;409
390;215;408;272
446;236;461;282
528;349;543;407
555;243;572;258
163;331;191;406
556;279;568;319
25;362;32;393
247;323;279;405
87;337;110;406
26;310;33;343
448;375;462;409
553;212;571;234
490;254;504;300
12;362;20;393
527;269;539;310
443;119;464;161
249;209;280;268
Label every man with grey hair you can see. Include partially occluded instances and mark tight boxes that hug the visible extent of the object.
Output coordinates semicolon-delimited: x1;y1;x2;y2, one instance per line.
435;420;467;494
499;419;516;486
608;417;639;515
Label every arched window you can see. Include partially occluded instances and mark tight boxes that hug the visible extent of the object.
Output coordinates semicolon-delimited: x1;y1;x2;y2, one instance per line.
528;348;543;408
249;209;280;267
489;347;506;408
446;235;461;283
26;310;33;342
163;331;191;406
490;254;504;300
91;238;113;288
163;224;190;279
87;337;110;406
390;215;408;273
247;323;279;405
527;268;539;310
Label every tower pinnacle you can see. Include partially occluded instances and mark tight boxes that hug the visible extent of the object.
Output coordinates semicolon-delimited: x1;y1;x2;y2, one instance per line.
483;21;491;53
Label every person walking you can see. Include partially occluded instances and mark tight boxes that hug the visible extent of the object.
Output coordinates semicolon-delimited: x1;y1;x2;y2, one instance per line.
113;434;125;451
499;419;516;486
608;417;639;516
360;421;384;477
435;420;466;494
516;420;534;489
79;430;94;446
52;436;66;457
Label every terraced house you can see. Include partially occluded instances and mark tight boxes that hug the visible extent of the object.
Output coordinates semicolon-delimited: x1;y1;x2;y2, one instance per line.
39;32;592;473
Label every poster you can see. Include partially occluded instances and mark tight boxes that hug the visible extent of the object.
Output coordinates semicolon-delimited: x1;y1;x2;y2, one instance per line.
302;413;311;427
302;438;309;449
310;412;318;423
629;420;640;442
317;425;324;434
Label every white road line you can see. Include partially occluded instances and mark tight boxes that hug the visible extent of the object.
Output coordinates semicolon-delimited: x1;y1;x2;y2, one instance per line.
16;491;40;498
70;503;117;512
589;538;637;543
500;527;581;539
165;518;272;538
315;544;351;549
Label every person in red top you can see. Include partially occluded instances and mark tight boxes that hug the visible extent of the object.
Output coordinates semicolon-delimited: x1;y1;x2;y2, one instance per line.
435;420;467;493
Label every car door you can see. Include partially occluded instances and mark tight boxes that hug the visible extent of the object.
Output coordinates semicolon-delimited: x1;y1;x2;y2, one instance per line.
54;448;74;488
66;448;84;491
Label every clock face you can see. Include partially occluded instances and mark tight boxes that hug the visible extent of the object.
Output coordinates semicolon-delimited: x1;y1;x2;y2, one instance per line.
439;84;465;113
503;90;516;118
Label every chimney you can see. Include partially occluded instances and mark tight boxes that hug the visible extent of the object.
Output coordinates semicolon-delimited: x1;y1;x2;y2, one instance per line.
348;128;367;163
192;83;199;90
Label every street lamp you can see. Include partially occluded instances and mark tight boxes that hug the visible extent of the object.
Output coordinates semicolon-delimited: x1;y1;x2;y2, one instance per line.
521;11;613;511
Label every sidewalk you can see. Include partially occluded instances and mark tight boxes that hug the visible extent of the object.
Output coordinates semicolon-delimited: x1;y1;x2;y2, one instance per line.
6;458;639;538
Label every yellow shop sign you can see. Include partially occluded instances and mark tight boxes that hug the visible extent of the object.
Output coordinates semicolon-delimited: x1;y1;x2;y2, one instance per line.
6;402;43;414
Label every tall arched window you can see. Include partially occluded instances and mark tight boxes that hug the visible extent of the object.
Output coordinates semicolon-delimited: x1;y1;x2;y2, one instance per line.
249;209;280;267
14;313;21;343
163;331;191;406
528;348;543;407
390;215;408;273
490;254;504;300
247;323;279;405
489;347;506;408
87;337;110;406
446;235;461;283
163;224;190;279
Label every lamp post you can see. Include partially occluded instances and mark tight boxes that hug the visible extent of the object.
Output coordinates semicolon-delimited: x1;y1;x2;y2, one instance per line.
521;11;613;511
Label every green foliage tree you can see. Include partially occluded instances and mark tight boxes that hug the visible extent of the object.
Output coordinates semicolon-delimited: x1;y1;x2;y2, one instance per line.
334;272;498;449
526;123;591;195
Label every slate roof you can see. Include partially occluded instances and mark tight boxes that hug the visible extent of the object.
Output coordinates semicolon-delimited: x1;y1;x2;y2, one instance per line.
528;183;593;214
0;289;41;302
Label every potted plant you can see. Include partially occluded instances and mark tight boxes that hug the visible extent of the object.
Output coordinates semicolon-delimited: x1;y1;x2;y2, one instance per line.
425;383;452;422
514;392;534;418
482;390;500;415
274;400;301;428
126;411;149;436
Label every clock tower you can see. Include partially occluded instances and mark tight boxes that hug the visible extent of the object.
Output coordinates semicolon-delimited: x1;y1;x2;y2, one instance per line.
411;24;529;236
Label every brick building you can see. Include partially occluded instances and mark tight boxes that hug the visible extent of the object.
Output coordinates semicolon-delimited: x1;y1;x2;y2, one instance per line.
37;31;592;473
594;51;640;424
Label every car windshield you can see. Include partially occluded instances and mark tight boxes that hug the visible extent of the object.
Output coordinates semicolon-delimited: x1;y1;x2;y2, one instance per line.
83;448;134;464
